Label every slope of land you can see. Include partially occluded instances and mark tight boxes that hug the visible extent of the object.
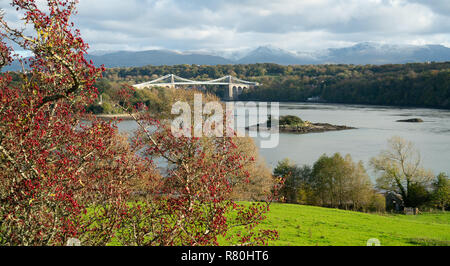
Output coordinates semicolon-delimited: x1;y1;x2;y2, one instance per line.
242;204;450;246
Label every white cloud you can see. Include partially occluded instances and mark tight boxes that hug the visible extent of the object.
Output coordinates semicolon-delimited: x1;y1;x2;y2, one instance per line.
1;0;449;52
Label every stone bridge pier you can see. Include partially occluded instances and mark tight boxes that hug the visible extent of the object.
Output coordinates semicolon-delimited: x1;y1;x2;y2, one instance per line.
226;84;250;100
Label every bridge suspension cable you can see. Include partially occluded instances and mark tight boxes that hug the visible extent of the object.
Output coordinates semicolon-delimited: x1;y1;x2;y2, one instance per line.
133;74;259;88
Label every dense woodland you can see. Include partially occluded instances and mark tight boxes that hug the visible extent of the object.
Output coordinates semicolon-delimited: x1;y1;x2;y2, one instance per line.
75;62;450;111
274;149;449;212
8;61;450;111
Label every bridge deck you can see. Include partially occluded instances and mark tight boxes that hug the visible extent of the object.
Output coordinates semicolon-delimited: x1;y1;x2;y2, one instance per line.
133;74;259;89
137;82;235;86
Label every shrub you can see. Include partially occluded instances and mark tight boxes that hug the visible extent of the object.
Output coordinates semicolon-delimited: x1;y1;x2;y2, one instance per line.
279;115;304;126
367;193;386;213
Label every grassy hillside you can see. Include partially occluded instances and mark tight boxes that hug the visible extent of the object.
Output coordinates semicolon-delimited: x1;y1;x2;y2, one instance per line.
254;204;450;246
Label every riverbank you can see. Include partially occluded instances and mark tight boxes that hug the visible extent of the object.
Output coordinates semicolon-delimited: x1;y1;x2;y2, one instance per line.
230;203;450;246
96;113;135;120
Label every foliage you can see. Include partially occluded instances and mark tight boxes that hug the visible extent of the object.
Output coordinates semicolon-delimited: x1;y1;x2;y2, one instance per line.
370;136;435;208
230;137;274;201
113;104;279;245
0;0;279;246
367;193;386;213
279;115;304;127
0;0;126;245
273;154;380;212
407;183;432;209
432;173;450;211
273;159;312;204
83;62;450;110
311;153;375;210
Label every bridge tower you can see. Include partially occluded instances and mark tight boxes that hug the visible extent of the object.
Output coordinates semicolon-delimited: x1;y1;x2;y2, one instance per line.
168;74;175;88
226;76;250;101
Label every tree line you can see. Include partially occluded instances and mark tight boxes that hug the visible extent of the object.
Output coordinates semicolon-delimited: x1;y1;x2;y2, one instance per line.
274;137;449;213
89;61;450;110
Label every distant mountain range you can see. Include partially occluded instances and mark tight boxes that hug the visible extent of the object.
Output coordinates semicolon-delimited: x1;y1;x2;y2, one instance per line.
3;42;450;71
87;50;233;68
236;46;308;65
321;43;450;65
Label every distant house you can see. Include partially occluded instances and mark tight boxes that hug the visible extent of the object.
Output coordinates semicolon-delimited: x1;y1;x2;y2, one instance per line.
385;192;404;212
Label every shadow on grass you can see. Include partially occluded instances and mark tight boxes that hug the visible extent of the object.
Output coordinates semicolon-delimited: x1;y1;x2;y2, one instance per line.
408;238;450;246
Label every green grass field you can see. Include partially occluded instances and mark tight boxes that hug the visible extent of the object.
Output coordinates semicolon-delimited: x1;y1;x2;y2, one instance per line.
254;204;450;246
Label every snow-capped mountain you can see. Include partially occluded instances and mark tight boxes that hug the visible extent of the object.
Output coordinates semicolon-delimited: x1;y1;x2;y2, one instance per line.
237;46;315;65
3;43;450;72
320;42;450;64
85;50;233;68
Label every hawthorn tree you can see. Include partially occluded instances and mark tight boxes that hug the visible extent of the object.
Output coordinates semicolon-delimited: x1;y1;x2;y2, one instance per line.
0;0;279;246
0;0;152;245
108;86;280;246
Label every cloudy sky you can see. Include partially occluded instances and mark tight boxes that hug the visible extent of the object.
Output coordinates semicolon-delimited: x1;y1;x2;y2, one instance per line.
1;0;450;53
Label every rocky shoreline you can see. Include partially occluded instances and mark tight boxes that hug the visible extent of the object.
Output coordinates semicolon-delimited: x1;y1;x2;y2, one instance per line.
247;122;356;134
396;118;424;123
279;122;356;133
248;123;355;134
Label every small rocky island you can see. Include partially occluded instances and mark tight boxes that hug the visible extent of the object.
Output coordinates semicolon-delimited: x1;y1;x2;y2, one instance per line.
247;115;356;134
396;118;424;123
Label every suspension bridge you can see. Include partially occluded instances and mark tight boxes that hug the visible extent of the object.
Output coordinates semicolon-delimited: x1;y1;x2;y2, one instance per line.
132;74;260;100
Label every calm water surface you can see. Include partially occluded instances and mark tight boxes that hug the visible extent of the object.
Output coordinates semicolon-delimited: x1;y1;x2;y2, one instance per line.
117;102;450;178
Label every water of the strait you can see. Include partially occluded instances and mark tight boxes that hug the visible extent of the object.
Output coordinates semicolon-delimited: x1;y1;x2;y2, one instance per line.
116;102;450;179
